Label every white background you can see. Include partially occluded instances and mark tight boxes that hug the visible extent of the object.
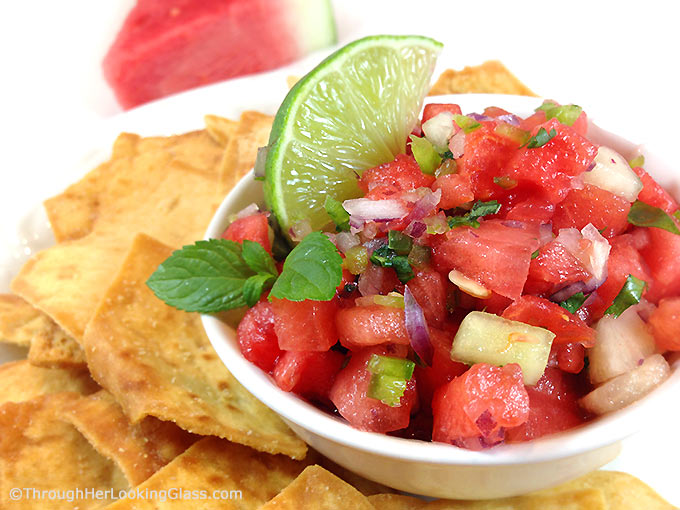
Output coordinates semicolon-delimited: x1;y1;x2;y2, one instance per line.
0;0;679;503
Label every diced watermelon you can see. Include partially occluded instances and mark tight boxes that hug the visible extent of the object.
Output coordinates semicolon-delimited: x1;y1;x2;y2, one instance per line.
505;367;590;442
432;363;529;448
584;234;653;318
335;304;409;349
103;0;336;109
502;295;596;348
524;240;591;296
272;298;338;351
415;327;466;408
236;301;283;373
506;119;598;204
632;166;679;214
432;219;541;300
551;342;586;374
357;263;400;297
483;106;513;118
329;347;417;433
519;111;547;132
504;197;555;224
432;173;474;209
648;298;680;351
552;184;631;239
221;213;272;254
639;219;680;302
274;350;346;401
422;103;462;124
406;269;448;326
458;123;523;200
358;154;435;200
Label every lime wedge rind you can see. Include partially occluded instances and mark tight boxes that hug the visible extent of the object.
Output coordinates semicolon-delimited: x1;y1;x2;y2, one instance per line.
265;35;443;233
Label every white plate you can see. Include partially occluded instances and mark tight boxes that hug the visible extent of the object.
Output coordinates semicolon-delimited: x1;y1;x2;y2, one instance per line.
0;73;678;503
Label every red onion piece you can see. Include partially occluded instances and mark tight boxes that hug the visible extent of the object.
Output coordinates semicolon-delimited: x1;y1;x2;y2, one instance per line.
235;203;261;219
404;286;433;366
554;224;611;291
550;281;589;303
538;222;554;247
501;220;525;229
448;130;466;158
405;221;427;238
335;231;360;253
467;113;493;122
496;113;521;126
358;262;391;296
404;188;441;224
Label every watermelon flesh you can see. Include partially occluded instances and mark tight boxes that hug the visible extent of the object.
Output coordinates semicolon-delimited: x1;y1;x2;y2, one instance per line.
104;0;337;109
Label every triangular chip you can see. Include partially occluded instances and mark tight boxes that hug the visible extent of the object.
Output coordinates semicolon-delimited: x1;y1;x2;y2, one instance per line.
0;360;98;406
259;465;375;510
204;114;238;147
0;293;50;347
0;393;127;509
59;390;197;486
368;494;425;510
428;61;536;97
102;437;308;510
82;233;306;459
312;453;397;496
217;110;273;193
531;470;676;510
28;322;86;368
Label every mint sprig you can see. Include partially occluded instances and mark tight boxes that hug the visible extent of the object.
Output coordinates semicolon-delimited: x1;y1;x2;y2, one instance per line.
148;232;343;312
522;127;557;149
628;200;680;235
447;200;501;229
146;239;256;313
605;274;647;318
269;231;343;301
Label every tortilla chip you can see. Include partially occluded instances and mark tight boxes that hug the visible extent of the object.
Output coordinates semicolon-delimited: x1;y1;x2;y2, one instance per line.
217;110;273;193
14;132;227;342
102;437;308;510
28;322;87;368
259;465;375;510
0;393;127;509
531;470;676;510
59;390;196;486
0;293;50;347
82;233;306;459
369;489;608;510
204;114;238;147
313;453;398;496
287;75;300;89
0;359;98;406
429;61;536;97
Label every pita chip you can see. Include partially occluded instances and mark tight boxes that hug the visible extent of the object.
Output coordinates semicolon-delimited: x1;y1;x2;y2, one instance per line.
429;61;536;97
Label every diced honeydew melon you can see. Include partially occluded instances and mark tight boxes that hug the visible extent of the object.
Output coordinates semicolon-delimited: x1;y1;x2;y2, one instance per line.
422;111;455;149
583;146;643;202
580;354;670;415
451;311;555;385
588;305;657;385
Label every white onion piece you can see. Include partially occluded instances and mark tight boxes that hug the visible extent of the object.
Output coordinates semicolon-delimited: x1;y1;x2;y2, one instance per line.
448;130;466;158
422;111;455;148
555;224;611;284
583;146;643;202
335;231;360;253
235;203;261;219
343;198;408;222
289;218;312;242
580;354;670;415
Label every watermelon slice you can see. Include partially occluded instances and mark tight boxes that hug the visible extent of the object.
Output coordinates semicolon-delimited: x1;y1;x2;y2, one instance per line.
103;0;337;109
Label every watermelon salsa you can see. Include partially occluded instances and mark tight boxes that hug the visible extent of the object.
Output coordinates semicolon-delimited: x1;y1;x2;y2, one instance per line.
156;100;679;450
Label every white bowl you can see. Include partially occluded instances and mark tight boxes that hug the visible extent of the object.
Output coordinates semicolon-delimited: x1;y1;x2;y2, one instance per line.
201;94;680;499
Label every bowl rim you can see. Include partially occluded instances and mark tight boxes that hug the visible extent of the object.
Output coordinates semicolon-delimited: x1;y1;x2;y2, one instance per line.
201;93;680;466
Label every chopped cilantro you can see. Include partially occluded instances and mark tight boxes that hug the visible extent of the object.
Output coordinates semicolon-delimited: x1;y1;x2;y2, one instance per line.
522;127;557;149
628;201;680;235
370;245;414;283
559;292;588;314
447;200;501;229
604;275;647;317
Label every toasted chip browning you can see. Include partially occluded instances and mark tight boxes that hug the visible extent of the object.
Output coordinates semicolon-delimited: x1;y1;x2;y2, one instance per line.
102;437;308;510
429;61;537;97
83;233;306;459
59;390;197;486
0;393;128;509
0;293;50;347
259;465;375;510
28;322;87;368
0;360;98;406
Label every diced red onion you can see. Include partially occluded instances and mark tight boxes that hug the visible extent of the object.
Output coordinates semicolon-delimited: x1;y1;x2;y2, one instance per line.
335;231;360;253
405;221;427;238
404;188;441;224
555;224;611;288
496;113;521;126
467;113;493;122
235;203;261;219
404;286;433;366
362;237;387;255
324;232;337;246
550;281;589;303
448;130;466;158
253;145;270;178
538;223;554;247
501;220;525;229
358;262;390;296
343;198;408;223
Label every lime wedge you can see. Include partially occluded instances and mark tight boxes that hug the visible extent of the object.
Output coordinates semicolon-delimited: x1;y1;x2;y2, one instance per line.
264;35;443;234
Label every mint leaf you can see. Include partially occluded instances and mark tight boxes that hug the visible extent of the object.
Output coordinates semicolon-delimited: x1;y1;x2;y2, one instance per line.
243;274;276;307
628;200;680;235
605;274;647;317
447;200;501;229
146;239;255;313
559;292;588;314
270;232;343;301
324;196;351;232
242;240;277;276
523;127;557;149
370;245;414;283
